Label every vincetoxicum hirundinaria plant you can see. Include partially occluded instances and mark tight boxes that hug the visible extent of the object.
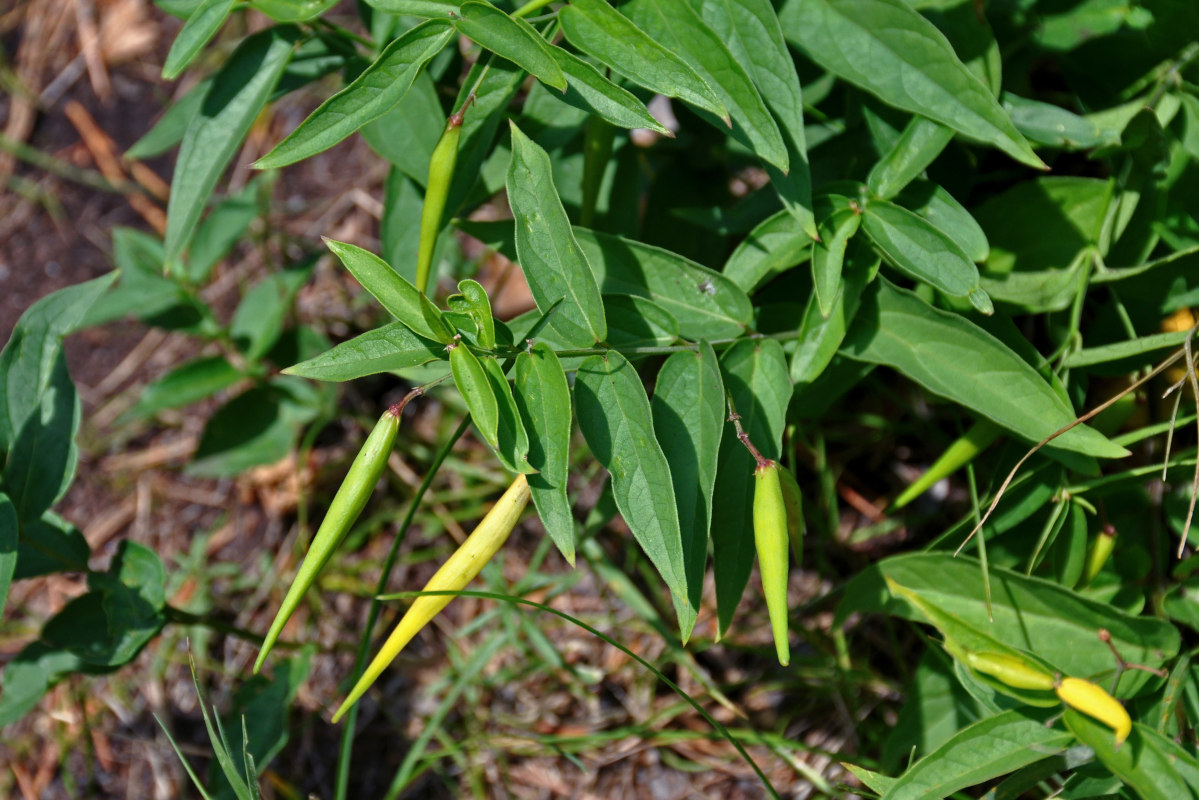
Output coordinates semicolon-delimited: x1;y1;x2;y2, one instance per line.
7;0;1195;795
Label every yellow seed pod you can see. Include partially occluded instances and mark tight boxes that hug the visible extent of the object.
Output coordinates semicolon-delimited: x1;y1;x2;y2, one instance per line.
964;650;1055;691
1055;676;1131;746
332;474;531;721
753;461;791;666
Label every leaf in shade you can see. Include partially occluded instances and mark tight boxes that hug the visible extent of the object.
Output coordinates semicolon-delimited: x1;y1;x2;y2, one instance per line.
454;2;566;91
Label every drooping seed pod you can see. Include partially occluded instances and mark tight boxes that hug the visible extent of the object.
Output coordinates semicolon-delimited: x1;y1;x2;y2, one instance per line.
414;112;464;295
254;407;401;674
964;650;1055;691
753;460;791;666
1055;676;1131;746
332;474;531;722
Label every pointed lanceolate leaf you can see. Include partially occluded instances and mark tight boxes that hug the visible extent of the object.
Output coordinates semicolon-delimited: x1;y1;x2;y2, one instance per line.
507;123;607;346
283;322;445;382
454;3;566;91
480;355;534;474
861;199;990;311
711;339;792;636
867;116;954;201
574;352;694;637
450;345;500;452
842;280;1127;460
323;239;455;344
780;0;1044;169
549;48;671;134
559;0;727;123
626;0;788;172
514;344;576;564
255;20;454;169
165;26;297;261
697;0;814;234
651;343;724;621
162;0;236;80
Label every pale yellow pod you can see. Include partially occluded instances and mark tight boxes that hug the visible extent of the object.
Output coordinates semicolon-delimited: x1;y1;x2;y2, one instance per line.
753;461;791;666
964;650;1055;691
332;474;530;721
1056;676;1131;746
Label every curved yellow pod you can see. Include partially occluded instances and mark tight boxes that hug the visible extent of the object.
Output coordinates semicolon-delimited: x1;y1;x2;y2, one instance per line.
332;474;531;721
1056;676;1131;746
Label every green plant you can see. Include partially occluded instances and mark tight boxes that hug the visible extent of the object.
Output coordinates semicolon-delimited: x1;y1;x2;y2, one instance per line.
5;0;1199;796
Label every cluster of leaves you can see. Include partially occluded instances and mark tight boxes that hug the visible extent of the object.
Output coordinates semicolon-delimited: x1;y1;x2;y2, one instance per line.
5;0;1199;796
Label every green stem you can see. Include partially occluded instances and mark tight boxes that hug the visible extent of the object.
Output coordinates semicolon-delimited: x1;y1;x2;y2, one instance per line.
512;0;556;17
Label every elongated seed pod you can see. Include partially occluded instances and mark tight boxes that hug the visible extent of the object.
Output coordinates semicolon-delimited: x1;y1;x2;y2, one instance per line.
254;407;401;674
414;113;464;295
891;419;1000;510
1056;676;1131;746
964;650;1055;691
753;461;791;666
332;474;531;721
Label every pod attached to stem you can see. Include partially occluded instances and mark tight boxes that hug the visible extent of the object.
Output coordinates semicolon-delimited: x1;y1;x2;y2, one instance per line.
254;406;401;673
754;460;792;666
1055;675;1131;746
414;109;466;295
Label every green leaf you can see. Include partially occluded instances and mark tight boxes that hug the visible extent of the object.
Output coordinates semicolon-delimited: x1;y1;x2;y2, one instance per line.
837;553;1180;698
1002;93;1112;151
163;0;236;80
792;248;878;384
363;0;457;17
812;196;862;316
698;0;814;235
603;295;678;349
249;0;339;22
842;279;1127;459
43;541;167;668
507;123;607;346
283;322;445;381
723;209;813;294
188;386;301;476
779;0;1043;169
13;511;89;579
548;48;670;134
0;494;16;620
625;0;787;172
861;199;989;310
165;26;297;261
867;116;954;201
254;20;453;169
894;180;989;264
230;266;312;360
574;352;694;637
975;177;1114;313
558;0;727;122
454;3;566;91
651;343;724;624
450;344;500;452
710;339;792;635
480;355;533;473
1063;330;1192;370
323;239;455;344
187;179;262;283
0;274;114;456
361;71;443;186
0;642;83;727
884;710;1072;800
451;279;495;350
514;344;575;564
126;78;211;159
1062;713;1199;800
123;356;244;421
3;353;80;523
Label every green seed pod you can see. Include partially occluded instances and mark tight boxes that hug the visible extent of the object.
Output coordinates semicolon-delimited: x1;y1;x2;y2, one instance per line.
332;474;531;721
414;113;464;295
892;419;1000;510
1056;676;1131;746
777;465;803;566
254;407;401;674
1084;526;1116;586
964;650;1055;691
753;460;791;666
